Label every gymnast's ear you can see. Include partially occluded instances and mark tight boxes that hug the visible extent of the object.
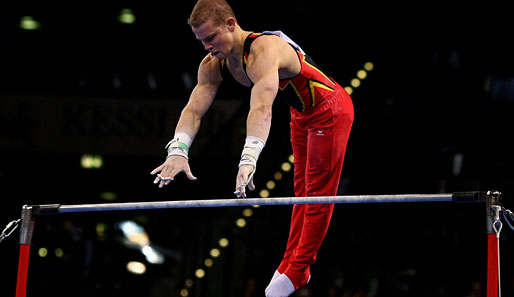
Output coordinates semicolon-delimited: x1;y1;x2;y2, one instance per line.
226;17;236;31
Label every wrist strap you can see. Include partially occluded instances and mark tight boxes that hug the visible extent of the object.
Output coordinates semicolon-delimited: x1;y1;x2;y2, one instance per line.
238;136;265;168
165;132;192;159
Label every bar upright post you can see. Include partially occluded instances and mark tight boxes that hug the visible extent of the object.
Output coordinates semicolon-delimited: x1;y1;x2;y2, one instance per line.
486;191;502;297
15;205;36;297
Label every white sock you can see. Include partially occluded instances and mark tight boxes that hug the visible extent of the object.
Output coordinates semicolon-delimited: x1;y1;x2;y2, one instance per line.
271;270;281;282
265;274;295;297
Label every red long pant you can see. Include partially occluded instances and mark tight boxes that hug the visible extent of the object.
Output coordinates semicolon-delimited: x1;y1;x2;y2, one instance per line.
277;85;354;289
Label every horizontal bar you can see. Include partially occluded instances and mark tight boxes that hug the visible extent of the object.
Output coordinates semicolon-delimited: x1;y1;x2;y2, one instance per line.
36;193;464;214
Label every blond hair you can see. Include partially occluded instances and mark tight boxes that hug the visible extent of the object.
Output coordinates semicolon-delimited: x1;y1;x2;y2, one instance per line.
187;0;236;28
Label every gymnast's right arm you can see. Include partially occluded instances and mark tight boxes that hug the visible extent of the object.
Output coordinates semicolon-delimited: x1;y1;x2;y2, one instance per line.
151;55;221;188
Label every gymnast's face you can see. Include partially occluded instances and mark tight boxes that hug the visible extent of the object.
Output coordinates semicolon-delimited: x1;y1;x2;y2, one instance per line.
192;18;235;60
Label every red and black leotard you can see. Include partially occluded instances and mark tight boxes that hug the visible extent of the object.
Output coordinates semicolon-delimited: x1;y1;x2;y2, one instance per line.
220;32;338;113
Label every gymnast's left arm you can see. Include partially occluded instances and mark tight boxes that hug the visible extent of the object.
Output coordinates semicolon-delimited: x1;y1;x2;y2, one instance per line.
234;38;279;198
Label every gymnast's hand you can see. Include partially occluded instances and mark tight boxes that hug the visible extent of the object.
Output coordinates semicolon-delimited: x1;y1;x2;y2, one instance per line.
151;155;197;188
235;164;256;198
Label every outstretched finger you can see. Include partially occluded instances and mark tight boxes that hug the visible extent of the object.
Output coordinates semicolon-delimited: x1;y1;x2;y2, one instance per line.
150;164;164;175
248;178;255;191
184;166;197;181
156;173;172;188
235;185;246;198
234;184;246;198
